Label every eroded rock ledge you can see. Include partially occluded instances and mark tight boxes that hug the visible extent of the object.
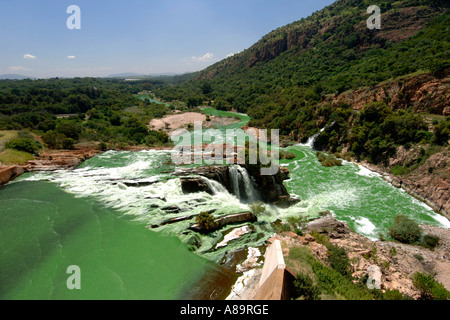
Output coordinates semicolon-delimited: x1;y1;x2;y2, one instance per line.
26;149;101;171
274;214;450;299
0;166;25;186
176;165;299;206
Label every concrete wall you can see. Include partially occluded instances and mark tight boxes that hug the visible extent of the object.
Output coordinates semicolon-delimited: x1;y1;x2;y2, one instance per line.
254;239;296;300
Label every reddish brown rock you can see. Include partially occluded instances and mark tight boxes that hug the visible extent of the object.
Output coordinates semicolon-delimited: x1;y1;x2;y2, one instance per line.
26;149;101;171
322;70;450;116
0;166;25;186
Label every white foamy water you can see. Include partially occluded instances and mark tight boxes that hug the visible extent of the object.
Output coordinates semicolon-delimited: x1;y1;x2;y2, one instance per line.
356;165;381;178
354;217;378;240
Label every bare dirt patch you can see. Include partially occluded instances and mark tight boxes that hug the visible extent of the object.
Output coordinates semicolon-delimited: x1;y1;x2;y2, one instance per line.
148;112;238;135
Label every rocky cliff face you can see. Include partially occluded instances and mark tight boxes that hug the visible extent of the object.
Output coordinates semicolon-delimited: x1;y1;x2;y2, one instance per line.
197;4;444;80
322;69;450;116
177;165;298;205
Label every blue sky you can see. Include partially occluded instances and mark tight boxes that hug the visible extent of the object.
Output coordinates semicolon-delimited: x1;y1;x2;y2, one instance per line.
0;0;336;78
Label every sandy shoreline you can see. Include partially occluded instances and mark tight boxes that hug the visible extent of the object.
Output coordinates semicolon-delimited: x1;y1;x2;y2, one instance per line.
148;111;239;135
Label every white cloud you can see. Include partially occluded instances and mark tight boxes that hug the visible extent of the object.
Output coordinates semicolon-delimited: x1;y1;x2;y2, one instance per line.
191;52;214;62
226;51;241;58
67;56;76;59
23;54;36;59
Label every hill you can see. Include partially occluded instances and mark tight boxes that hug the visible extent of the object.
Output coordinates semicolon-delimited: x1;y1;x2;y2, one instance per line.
0;74;36;80
155;0;449;153
152;0;450;217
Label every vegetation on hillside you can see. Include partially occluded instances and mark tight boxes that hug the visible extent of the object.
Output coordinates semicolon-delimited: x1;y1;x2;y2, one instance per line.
153;0;449;166
0;78;172;152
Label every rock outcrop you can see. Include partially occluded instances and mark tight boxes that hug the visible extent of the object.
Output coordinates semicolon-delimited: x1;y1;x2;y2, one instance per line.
275;214;450;299
189;212;257;233
26;149;101;171
180;177;214;195
322;69;450;116
0;166;25;186
177;165;298;205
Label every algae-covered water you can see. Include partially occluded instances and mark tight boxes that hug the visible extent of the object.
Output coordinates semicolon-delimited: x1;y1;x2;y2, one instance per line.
0;108;448;300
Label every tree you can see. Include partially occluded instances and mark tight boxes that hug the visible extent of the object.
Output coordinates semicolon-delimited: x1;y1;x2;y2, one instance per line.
433;118;450;145
57;122;82;140
187;97;202;108
201;82;212;95
294;273;322;300
195;212;218;232
5;138;40;155
412;272;450;300
388;215;422;244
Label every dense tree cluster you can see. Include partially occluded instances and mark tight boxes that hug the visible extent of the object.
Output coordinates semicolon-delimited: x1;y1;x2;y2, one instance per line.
0;78;171;149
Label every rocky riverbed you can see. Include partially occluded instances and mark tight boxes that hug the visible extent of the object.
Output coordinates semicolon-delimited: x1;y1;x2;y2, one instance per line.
274;214;450;299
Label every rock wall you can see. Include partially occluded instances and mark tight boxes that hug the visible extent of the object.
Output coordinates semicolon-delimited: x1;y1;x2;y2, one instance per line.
177;165;298;205
26;149;101;171
322;69;450;116
0;166;25;186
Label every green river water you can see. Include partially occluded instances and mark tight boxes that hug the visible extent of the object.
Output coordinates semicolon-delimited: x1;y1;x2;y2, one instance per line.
0;107;448;300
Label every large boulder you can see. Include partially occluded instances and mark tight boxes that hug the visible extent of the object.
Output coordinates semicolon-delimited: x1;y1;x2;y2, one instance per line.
177;165;299;206
189;212;257;233
180;177;214;195
0;166;25;186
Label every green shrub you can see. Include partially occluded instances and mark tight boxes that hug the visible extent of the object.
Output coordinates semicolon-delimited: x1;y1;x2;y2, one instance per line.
17;130;35;140
307;255;374;300
326;243;352;278
99;141;108;151
316;152;342;167
62;137;75;150
249;201;267;216
279;150;296;160
390;165;409;176
5;138;40;155
433;118;449;145
42;131;70;149
382;289;408;300
421;234;440;249
388;215;422;244
294;273;321;300
195;212;218;232
412;272;450;300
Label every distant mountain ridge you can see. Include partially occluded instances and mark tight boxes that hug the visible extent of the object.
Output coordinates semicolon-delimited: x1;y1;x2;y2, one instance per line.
0;74;36;80
107;72;182;78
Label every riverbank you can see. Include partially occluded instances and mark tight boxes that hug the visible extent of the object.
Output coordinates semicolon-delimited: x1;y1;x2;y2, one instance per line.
148;111;239;135
0;148;102;186
354;159;450;221
228;214;450;300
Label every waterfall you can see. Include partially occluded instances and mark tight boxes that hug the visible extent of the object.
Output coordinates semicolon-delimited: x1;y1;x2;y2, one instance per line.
229;165;242;199
203;177;229;195
302;122;336;149
302;127;326;148
229;165;260;203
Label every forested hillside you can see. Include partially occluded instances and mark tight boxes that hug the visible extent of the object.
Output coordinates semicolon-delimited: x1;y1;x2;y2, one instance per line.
155;0;449;165
0;78;171;151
